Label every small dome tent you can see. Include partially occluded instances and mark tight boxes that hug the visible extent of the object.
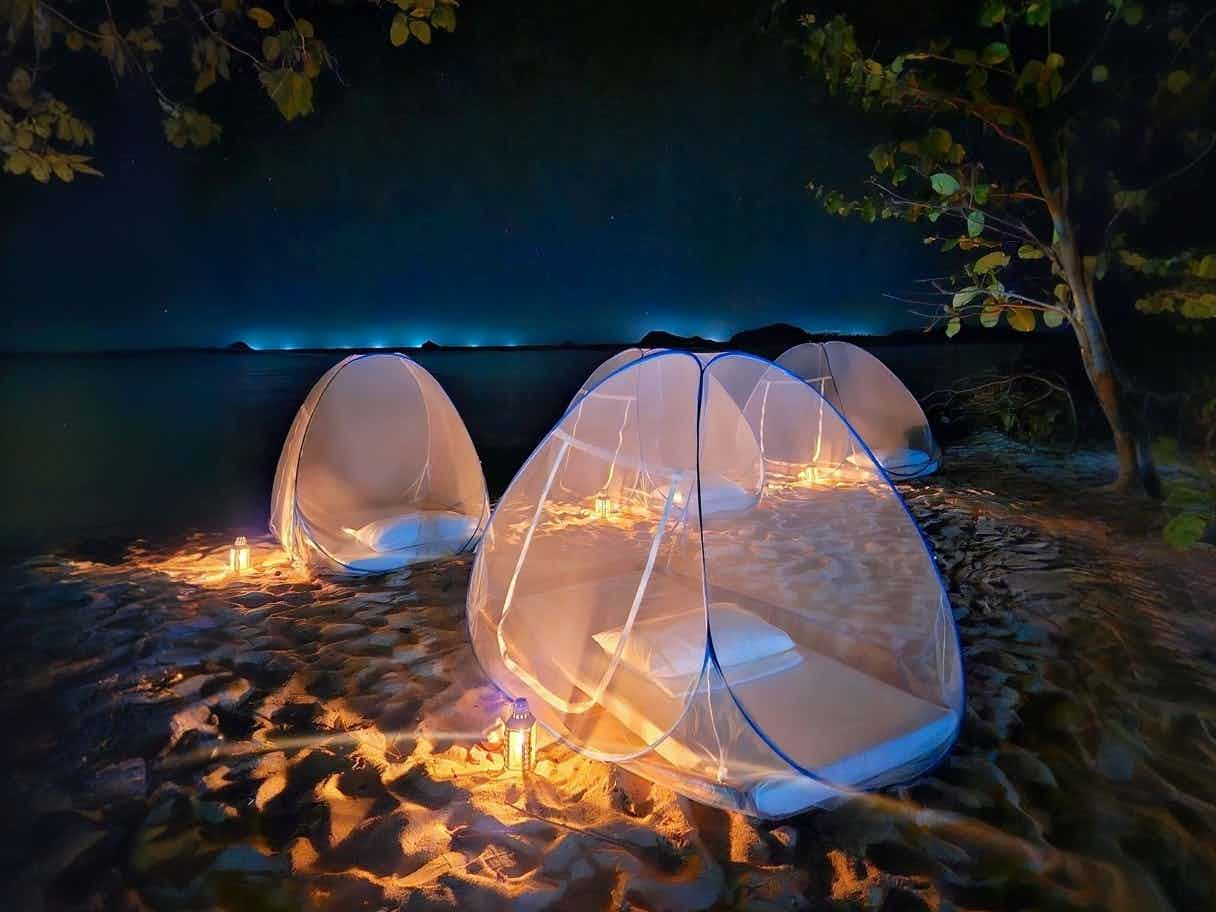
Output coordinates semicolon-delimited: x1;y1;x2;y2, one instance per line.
271;353;489;573
469;350;962;818
777;341;941;479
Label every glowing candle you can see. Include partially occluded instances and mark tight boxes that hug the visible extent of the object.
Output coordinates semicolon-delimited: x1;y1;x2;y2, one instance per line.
505;698;534;773
798;466;816;485
594;492;614;519
228;536;251;573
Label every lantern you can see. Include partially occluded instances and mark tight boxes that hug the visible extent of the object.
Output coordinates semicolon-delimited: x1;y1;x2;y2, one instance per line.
229;536;252;573
594;492;614;519
504;697;535;772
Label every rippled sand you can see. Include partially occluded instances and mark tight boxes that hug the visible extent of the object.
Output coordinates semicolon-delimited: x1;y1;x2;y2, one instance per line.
1;433;1213;911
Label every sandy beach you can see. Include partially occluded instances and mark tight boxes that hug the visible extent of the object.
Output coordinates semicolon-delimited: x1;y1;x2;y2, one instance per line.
2;433;1213;911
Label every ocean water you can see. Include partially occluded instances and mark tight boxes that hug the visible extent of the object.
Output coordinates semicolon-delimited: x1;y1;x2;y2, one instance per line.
0;344;1020;555
0;350;608;554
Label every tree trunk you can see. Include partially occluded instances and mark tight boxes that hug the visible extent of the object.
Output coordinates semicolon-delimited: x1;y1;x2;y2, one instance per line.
1018;124;1159;494
1063;256;1158;494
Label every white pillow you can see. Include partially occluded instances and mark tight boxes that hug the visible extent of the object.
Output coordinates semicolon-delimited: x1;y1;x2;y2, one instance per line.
649;482;757;518
347;515;424;553
346;511;476;554
847;447;931;471
592;603;795;682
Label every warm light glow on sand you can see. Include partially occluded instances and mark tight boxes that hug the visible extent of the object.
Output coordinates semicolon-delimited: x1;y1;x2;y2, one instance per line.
594;493;615;520
504;698;535;773
228;536;252;573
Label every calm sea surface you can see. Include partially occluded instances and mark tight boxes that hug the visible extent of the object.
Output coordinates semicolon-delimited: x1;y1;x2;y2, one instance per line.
0;345;1016;554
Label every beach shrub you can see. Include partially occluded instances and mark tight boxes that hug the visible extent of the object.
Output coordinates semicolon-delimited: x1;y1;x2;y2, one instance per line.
1153;437;1215;549
923;370;1076;446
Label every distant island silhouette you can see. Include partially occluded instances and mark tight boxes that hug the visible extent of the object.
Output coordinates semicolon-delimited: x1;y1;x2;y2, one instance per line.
216;321;1047;357
3;322;1059;357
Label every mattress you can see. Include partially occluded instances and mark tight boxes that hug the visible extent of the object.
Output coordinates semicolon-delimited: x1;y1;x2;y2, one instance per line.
495;571;956;817
575;638;956;815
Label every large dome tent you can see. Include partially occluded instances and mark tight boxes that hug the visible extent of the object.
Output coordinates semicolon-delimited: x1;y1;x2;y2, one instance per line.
567;347;648;409
271;353;489;573
468;350;962;818
778;341;941;479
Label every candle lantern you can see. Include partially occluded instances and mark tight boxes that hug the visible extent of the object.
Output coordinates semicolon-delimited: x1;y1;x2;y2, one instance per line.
594;492;614;519
504;697;535;772
229;536;252;573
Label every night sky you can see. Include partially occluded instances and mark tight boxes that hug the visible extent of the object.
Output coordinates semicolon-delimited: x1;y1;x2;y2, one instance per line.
2;1;938;352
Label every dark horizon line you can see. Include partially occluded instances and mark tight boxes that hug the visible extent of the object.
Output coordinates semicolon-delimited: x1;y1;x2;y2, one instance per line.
0;325;1056;357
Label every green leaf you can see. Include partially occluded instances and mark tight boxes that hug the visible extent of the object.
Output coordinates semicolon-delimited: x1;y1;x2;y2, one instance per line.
967;210;985;237
952;288;983;310
974;251;1010;274
247;6;274;29
1007;307;1036;331
431;4;456;32
945;317;961;338
1043;309;1064;328
263;36;280;61
1017;244;1044;260
1192;255;1216;279
409;19;432;43
1166;70;1191;95
868;143;893;173
978;0;1005;27
1122;3;1143;25
981;42;1010;65
1091;64;1109;83
194;66;216;94
980;303;1001;328
1025;1;1051;26
1163;514;1206;549
1044;52;1065;71
259;69;314;121
973;183;990;205
923;128;953;158
931;172;960;195
390;13;409;45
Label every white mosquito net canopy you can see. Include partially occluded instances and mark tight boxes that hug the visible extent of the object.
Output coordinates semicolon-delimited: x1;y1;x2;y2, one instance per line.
569;348;648;409
271;353;489;573
778;341;941;479
469;350;962;818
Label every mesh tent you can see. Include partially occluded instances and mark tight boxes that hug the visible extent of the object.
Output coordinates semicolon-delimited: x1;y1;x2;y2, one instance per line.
468;350;962;818
568;348;648;409
777;341;941;479
271;353;489;573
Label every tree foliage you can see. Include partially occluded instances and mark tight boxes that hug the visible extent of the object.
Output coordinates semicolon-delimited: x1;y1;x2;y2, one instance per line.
1;0;458;181
798;1;1216;490
802;1;1213;335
